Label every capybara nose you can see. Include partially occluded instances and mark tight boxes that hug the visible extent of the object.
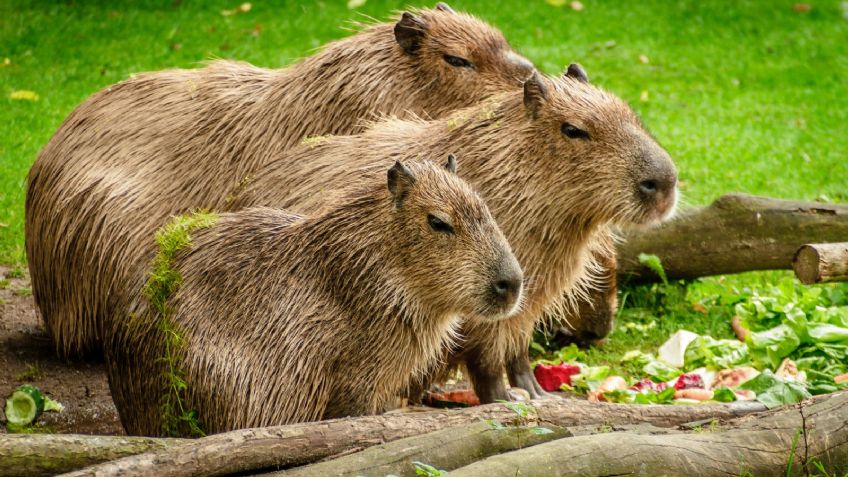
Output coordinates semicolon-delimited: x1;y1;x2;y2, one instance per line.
492;264;523;310
637;173;676;199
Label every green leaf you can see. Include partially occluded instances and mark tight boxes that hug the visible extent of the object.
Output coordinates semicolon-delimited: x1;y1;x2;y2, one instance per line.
747;324;801;369
739;370;811;409
638;253;668;285
601;389;634;403
642;360;679;382
711;387;737;403
413;461;446;476
684;335;749;370
807;323;848;343
503;401;534;418
621;350;653;366
484;419;506;430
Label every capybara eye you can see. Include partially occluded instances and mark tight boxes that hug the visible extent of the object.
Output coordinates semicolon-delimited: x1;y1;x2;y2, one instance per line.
561;123;590;140
427;214;455;234
443;55;473;68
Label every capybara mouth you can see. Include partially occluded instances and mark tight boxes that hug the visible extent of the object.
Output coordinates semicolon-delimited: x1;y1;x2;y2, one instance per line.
628;183;678;226
478;287;524;322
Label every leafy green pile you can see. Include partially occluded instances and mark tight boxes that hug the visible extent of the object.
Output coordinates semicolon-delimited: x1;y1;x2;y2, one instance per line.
623;277;847;406
534;271;848;408
733;282;848;395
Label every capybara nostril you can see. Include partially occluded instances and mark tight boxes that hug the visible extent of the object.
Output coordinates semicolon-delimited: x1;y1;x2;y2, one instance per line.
492;266;523;311
639;179;658;196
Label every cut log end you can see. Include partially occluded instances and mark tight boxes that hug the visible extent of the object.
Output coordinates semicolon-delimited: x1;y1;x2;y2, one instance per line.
793;242;848;284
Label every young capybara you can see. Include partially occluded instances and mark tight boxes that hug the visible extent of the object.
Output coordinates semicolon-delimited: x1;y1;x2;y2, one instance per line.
228;68;678;402
25;3;535;358
106;159;523;436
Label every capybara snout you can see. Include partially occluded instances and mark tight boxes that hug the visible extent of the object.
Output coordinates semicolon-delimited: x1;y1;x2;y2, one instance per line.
633;145;678;223
488;250;524;318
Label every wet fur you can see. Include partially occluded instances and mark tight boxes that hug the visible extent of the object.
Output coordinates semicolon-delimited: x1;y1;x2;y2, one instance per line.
25;7;532;357
228;75;677;400
106;160;517;435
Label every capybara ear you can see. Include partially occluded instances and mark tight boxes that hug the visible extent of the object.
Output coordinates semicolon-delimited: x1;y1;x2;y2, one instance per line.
387;160;417;206
523;71;549;119
445;154;458;174
394;12;428;54
435;2;456;13
564;63;589;83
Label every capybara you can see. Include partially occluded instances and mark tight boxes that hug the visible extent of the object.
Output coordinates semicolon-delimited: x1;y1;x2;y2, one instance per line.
106;159;523;436
26;4;535;358
228;68;678;402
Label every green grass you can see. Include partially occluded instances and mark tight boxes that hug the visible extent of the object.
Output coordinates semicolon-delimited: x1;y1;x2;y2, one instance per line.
1;2;846;372
2;0;847;263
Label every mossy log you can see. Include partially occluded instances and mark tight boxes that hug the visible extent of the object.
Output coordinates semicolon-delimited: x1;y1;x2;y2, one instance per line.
794;242;848;284
53;399;764;477
447;391;848;476
618;193;848;282
275;421;570;477
0;434;185;477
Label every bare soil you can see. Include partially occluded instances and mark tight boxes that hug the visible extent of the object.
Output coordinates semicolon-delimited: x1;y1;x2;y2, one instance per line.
0;266;123;435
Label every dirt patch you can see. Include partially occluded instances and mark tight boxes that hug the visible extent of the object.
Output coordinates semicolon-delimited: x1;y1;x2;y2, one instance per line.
0;266;123;435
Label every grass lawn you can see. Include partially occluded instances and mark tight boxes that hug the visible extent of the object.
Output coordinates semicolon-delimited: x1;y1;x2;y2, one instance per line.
2;1;847;370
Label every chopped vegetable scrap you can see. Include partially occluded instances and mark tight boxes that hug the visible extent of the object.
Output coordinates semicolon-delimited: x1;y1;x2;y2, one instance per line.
534;363;581;392
4;384;64;429
534;281;848;407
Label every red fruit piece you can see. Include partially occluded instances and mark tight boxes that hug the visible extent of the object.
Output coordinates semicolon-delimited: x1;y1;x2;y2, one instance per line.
674;373;704;390
630;379;669;393
534;363;581;392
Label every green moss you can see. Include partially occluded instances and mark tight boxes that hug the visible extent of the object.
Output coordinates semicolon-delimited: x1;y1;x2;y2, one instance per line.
5;422;56;434
143;210;218;314
143;210;218;438
300;134;333;147
223;175;253;205
0;279;9;289
15;362;42;382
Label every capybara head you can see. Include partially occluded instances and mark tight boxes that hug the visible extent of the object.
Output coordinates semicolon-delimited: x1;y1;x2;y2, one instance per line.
386;157;523;321
394;3;535;111
517;65;678;226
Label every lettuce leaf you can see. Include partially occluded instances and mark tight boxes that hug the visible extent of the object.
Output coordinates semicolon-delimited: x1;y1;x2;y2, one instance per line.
739;370;811;408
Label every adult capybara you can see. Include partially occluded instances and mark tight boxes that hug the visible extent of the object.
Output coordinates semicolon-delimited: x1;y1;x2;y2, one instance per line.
228;68;678;402
106;159;523;436
26;4;535;358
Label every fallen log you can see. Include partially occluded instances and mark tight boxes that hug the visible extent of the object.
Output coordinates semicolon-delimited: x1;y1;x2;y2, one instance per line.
53;399;765;477
0;434;185;477
275;421;570;477
794;242;848;284
618;193;848;282
448;391;848;476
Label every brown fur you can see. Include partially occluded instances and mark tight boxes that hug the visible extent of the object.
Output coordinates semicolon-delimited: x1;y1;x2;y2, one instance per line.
105;160;522;436
228;72;678;402
25;6;533;357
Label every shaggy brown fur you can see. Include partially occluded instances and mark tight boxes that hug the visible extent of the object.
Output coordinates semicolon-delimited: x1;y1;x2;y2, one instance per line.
228;70;678;402
25;5;534;357
106;160;523;436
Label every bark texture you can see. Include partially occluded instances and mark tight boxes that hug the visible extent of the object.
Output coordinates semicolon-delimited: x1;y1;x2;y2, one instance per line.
275;421;570;477
618;193;848;281
794;242;848;284
448;392;848;476
0;434;184;477
53;399;765;477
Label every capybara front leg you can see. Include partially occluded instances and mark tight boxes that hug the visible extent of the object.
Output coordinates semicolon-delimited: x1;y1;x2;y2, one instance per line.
464;352;510;404
507;353;555;400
